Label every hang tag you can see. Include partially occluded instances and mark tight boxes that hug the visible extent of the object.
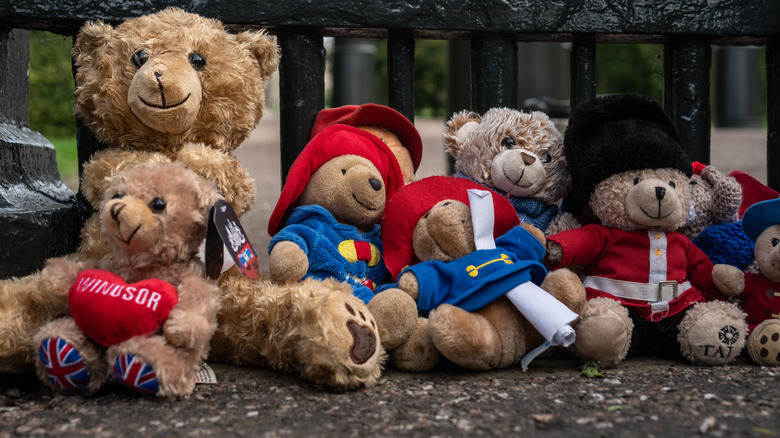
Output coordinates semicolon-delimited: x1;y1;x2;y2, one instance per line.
205;200;259;279
194;362;218;384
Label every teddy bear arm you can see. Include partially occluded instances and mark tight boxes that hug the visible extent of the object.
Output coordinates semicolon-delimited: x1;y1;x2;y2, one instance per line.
545;240;564;266
176;143;256;217
712;264;746;297
396;271;420;301
163;276;221;352
41;257;100;298
269;240;309;283
710;177;743;224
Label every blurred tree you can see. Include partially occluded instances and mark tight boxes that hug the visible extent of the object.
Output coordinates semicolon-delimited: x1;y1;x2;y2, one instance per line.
596;44;664;102
29;31;75;138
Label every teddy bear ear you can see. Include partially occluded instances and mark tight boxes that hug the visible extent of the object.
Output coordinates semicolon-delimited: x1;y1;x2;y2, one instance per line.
443;110;481;160
73;20;114;61
235;30;280;82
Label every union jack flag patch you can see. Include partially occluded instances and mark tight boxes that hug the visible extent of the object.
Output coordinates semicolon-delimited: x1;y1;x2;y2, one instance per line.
113;354;159;396
38;337;91;392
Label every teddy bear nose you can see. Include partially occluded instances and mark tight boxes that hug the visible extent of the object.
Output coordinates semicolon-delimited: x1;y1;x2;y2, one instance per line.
521;151;536;165
154;71;163;78
368;178;382;191
655;186;666;200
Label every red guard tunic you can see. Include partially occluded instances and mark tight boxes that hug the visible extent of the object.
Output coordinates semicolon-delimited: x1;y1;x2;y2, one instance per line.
548;224;719;321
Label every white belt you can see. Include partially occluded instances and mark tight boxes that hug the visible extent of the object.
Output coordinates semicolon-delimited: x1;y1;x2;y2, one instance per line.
583;276;692;303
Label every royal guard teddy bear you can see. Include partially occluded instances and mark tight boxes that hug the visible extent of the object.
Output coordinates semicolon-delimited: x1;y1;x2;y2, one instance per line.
545;94;747;367
0;7;277;373
443;108;579;235
32;162;221;400
712;198;780;366
368;176;585;371
310;103;423;184
266;124;405;303
679;162;755;270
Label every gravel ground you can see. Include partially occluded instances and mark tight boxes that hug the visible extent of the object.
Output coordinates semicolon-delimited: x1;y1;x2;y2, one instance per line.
2;355;779;437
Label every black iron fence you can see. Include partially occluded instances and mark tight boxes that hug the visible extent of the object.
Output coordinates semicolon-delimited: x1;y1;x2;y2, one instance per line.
1;0;778;277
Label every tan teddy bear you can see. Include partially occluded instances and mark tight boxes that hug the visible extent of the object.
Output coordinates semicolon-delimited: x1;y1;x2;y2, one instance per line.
546;94;747;367
444;108;579;235
368;176;586;371
32;162;221;400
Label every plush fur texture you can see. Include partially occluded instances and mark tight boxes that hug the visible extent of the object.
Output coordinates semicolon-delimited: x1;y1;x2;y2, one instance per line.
0;8;277;373
369;177;586;371
548;94;748;367
680;164;742;240
444;108;577;234
33;163;222;400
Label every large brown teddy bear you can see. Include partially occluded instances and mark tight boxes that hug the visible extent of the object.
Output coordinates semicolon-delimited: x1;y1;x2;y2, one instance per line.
546;94;747;367
369;176;585;371
2;9;384;391
0;7;275;373
33;162;221;400
444;108;579;235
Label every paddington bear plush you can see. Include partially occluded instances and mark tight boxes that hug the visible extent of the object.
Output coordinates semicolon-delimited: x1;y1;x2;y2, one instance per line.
368;176;585;371
0;8;277;373
443;108;579;235
712;198;780;366
32;163;221;400
679;162;755;270
310;103;423;184
546;94;747;367
267;124;405;303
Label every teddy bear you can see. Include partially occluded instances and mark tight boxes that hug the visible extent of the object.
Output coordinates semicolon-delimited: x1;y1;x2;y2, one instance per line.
0;7;277;373
368;176;586;371
310;103;423;184
32;162;222;400
266;124;406;304
545;93;748;367
2;9;385;392
443;107;579;235
679;162;755;270
712;197;780;366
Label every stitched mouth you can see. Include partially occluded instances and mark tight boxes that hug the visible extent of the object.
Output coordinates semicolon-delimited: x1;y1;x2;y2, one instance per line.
639;205;674;220
138;93;191;109
352;194;378;211
117;224;142;245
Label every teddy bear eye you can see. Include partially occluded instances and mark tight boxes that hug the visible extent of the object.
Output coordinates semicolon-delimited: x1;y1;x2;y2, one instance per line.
189;53;206;70
668;181;677;189
773;238;779;247
633;178;640;185
541;152;552;163
112;193;124;200
501;136;516;149
150;198;166;212
131;50;148;68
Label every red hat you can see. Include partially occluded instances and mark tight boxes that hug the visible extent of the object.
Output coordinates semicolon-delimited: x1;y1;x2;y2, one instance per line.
311;104;423;172
268;124;405;236
381;176;522;279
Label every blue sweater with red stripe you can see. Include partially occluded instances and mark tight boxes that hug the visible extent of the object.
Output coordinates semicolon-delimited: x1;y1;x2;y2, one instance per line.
269;204;387;303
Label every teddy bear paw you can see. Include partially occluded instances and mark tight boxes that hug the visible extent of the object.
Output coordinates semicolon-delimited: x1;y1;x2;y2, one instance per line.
678;301;747;366
573;298;633;367
747;319;780;366
37;337;93;394
389;317;440;372
113;353;160;397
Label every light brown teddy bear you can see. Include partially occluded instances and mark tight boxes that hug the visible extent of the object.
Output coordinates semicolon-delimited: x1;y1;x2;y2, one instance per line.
444;108;579;235
32;162;221;400
369;176;586;371
0;7;276;373
712;198;780;366
546;94;747;367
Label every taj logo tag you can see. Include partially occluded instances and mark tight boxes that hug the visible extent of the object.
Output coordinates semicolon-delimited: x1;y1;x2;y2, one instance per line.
205;200;259;279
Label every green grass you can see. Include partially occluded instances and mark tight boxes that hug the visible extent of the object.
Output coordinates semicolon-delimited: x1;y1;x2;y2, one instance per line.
49;136;79;189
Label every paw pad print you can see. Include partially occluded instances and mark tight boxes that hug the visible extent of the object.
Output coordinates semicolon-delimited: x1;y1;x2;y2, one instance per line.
345;303;378;364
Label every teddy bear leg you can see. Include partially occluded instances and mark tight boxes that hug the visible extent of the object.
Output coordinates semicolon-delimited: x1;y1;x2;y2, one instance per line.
573;297;633;367
0;274;72;373
366;288;418;350
32;317;109;395
677;301;747;365
108;335;200;400
388;317;441;372
746;319;780;366
428;302;512;370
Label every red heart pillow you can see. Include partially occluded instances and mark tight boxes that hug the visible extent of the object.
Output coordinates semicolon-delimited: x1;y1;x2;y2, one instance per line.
69;269;179;347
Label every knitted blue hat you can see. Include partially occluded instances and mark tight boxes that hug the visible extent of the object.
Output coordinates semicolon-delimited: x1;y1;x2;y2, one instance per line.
742;198;780;241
